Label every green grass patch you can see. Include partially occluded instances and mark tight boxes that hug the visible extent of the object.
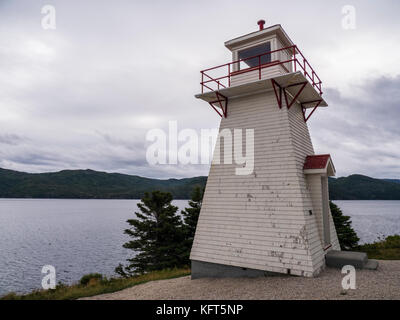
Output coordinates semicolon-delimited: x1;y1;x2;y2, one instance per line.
356;235;400;260
1;268;191;300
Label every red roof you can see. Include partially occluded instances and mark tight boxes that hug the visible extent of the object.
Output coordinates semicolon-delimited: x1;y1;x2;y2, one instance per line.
303;154;331;170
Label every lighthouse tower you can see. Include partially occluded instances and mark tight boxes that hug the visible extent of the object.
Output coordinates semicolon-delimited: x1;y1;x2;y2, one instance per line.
190;21;340;278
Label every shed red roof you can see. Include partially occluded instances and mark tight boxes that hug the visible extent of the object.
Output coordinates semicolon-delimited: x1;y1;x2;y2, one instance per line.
303;154;331;170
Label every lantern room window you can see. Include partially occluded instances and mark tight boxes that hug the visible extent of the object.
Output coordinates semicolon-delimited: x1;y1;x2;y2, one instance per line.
238;42;271;70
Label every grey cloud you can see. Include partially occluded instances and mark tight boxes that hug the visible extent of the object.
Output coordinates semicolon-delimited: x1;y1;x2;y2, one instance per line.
310;75;400;178
0;133;26;145
0;1;399;179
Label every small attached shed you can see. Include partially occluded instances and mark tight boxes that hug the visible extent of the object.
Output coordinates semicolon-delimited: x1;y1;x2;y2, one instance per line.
304;155;339;251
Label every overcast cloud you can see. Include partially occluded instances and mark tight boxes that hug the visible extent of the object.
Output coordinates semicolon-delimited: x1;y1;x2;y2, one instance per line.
0;0;399;179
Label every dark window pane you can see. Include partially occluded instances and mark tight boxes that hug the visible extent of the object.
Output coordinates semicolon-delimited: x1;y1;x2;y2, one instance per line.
238;42;271;69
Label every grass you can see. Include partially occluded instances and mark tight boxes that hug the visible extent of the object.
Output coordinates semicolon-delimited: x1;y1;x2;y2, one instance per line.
0;268;191;300
356;235;400;260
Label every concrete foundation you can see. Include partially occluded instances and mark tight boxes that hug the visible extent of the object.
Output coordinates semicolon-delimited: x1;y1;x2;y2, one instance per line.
191;260;284;279
325;250;379;270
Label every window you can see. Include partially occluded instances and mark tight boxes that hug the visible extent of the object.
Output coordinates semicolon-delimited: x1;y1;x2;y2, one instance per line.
238;42;271;70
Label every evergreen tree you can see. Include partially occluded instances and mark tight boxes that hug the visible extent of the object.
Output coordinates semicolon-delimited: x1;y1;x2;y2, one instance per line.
115;191;187;277
330;201;360;250
181;187;204;261
182;186;204;240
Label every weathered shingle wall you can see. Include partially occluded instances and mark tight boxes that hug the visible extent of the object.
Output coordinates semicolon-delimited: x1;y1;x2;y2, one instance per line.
191;90;332;277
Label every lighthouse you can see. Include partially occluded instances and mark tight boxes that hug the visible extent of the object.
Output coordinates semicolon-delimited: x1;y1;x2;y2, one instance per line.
190;21;340;278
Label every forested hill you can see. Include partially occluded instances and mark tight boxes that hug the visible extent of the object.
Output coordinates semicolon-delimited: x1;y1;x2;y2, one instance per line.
384;179;400;184
0;168;206;199
1;168;400;200
329;175;400;200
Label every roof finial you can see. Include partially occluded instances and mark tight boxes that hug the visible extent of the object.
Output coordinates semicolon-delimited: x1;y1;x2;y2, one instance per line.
257;19;266;31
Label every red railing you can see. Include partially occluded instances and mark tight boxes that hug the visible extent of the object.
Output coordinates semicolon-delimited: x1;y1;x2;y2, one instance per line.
200;45;323;96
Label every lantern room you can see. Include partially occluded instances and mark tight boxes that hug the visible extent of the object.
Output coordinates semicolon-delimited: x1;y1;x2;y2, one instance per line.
225;21;295;86
196;21;327;122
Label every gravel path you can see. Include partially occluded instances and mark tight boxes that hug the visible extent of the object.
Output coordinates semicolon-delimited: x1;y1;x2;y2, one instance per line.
83;261;400;300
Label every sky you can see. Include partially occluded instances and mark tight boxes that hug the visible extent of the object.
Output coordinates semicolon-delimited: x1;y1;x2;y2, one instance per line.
0;0;399;179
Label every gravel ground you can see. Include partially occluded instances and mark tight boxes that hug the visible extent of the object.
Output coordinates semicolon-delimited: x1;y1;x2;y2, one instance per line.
83;261;400;300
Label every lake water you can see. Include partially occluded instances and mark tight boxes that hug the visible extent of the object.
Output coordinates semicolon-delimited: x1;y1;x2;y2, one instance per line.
0;199;188;296
0;199;399;296
333;200;400;244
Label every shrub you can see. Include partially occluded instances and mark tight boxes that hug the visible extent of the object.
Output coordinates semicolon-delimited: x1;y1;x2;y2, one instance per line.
357;235;400;260
79;273;104;286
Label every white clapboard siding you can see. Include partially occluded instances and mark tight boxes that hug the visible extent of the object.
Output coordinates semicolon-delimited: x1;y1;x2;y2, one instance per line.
286;103;326;272
276;37;293;73
190;89;330;277
230;65;288;87
329;213;341;250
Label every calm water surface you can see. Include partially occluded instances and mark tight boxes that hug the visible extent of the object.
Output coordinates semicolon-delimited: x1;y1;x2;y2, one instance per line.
333;200;400;244
0;199;399;295
0;199;188;296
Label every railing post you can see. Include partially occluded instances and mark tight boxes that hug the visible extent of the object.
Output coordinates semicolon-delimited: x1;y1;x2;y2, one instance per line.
228;64;231;87
201;72;204;93
293;46;296;72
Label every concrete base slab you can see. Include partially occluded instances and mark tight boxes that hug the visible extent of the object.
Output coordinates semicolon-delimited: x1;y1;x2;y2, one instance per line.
364;259;379;270
191;260;283;279
326;250;367;269
325;250;379;270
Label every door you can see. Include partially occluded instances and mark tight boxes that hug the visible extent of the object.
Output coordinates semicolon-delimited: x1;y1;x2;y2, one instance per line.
321;176;331;246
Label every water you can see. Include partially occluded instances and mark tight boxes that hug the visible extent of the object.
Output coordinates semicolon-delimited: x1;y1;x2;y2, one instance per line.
0;199;189;296
333;200;400;244
0;199;399;296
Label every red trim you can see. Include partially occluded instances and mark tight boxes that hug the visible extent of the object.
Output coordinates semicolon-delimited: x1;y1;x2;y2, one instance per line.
301;99;322;122
208;92;228;118
257;20;265;31
304;154;331;170
230;60;290;76
200;44;323;120
283;81;307;109
200;44;323;96
271;79;283;109
324;244;332;251
271;80;309;113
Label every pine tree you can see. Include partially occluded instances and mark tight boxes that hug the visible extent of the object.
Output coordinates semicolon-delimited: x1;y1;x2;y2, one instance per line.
182;186;204;240
115;191;187;277
181;187;204;262
330;201;360;250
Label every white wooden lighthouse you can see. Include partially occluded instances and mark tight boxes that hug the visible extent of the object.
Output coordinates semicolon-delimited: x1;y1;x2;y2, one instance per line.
190;21;340;278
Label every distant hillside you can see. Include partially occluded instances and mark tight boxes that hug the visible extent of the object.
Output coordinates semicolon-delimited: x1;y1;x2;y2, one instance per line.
384;179;400;184
0;168;399;200
0;168;207;199
329;175;400;200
